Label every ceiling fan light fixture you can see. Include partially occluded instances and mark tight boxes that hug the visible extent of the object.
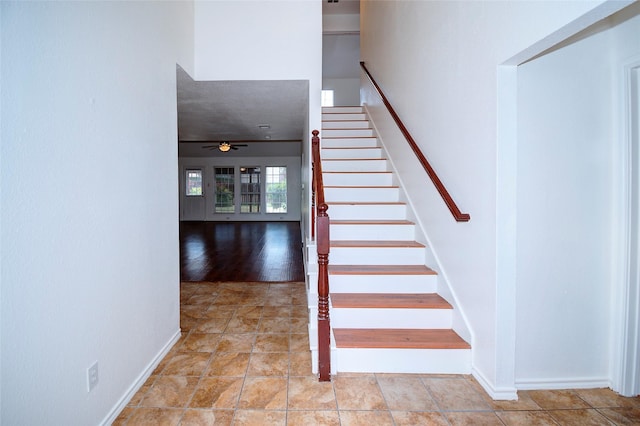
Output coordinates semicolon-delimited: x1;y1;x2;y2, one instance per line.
219;142;231;152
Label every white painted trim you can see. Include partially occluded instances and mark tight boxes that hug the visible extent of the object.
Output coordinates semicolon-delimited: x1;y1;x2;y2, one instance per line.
100;329;182;426
473;367;517;401
494;64;518;399
516;377;611;391
612;56;640;397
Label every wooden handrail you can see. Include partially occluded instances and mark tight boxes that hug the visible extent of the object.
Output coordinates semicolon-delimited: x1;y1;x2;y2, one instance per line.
359;62;471;222
311;129;331;381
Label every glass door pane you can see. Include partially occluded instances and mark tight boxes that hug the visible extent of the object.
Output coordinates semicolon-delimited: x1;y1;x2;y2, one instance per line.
266;166;287;213
240;167;261;213
214;167;235;213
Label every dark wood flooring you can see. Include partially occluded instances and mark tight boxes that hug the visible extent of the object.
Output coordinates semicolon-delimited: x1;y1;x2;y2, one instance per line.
179;221;305;282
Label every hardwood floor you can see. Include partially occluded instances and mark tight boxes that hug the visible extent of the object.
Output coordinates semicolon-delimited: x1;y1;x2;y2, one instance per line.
179;221;305;282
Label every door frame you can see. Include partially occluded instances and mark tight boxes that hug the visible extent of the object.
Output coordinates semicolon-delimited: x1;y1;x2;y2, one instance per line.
613;57;640;397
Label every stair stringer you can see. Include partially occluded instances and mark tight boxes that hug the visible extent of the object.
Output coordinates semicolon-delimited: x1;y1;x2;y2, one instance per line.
362;103;474;348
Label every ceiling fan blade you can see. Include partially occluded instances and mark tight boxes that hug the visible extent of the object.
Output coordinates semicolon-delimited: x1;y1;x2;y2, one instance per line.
235;144;248;147
231;146;239;150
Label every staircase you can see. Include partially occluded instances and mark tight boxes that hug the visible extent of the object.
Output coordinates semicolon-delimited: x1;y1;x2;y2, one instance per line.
318;106;471;374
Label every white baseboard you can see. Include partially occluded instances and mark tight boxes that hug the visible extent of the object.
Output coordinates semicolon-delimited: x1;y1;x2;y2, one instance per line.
516;376;612;391
472;367;518;400
100;329;182;426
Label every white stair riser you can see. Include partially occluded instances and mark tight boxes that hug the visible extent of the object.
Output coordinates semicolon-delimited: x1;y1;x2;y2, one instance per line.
330;223;415;240
322;128;374;138
335;348;471;374
325;187;399;203
323;121;370;129
323;172;393;186
330;247;426;265
326;204;407;221
322;113;367;121
328;274;438;293
331;308;453;329
321;137;378;148
323;106;363;114
322;148;383;159
322;160;388;172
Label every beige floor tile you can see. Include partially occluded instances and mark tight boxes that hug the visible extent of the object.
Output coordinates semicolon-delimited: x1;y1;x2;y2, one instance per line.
377;375;438;411
162;352;211;376
129;382;153;406
289;352;312;377
289;317;308;333
484;390;543;411
338;410;395;426
598;407;640;424
233;306;264;319
423;377;492;411
289;334;310;353
205;352;250;377
495;410;559;425
225;317;260;333
181;333;221;352
254;334;290;352
259;317;291;333
216;334;255;352
575;387;640;408
189;377;243;409
247;352;289;376
547;408;615;425
204;305;236;319
125;407;184;426
238;377;288;409
180;409;234;425
334;375;387;410
528;389;591;410
193;317;230;334
286;410;340;425
233;409;287;425
287;376;337;410
141;376;199;408
446;411;505;425
262;306;292;318
391;411;448;426
112;406;134;425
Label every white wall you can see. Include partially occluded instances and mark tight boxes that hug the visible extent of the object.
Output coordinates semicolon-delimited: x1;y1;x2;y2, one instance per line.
193;0;322;240
516;4;640;388
360;0;619;397
179;156;302;221
0;1;193;424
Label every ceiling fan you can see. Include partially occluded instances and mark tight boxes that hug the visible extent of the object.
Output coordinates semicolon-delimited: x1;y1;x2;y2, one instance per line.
201;141;248;152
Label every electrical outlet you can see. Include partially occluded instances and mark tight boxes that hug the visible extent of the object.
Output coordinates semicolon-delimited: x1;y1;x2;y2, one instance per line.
87;361;99;392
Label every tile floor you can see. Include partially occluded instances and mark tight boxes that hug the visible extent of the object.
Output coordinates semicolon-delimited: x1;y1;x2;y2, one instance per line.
114;282;640;425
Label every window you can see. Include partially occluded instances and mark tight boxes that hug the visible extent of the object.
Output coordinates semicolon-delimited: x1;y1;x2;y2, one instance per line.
214;167;235;213
186;169;203;196
266;166;287;213
321;90;334;107
240;167;261;213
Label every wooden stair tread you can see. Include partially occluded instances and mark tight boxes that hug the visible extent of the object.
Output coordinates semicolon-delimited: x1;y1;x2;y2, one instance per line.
334;328;470;349
329;264;436;275
331;293;451;309
331;240;425;248
331;220;414;225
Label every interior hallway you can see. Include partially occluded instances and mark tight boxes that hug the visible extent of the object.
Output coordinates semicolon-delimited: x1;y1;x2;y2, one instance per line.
112;222;640;425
